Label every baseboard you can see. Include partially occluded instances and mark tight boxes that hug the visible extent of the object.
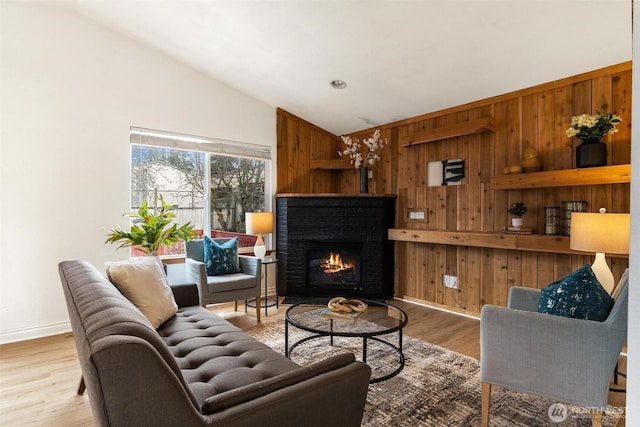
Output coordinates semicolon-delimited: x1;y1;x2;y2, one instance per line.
0;321;71;345
395;296;480;321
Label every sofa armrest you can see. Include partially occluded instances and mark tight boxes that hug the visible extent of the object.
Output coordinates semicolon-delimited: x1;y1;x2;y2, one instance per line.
238;255;261;278
170;283;200;308
185;258;207;286
507;286;541;311
202;353;363;414
202;353;371;427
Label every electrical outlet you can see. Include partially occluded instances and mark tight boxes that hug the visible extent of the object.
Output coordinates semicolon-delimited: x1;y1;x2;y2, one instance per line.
443;274;458;289
408;210;425;220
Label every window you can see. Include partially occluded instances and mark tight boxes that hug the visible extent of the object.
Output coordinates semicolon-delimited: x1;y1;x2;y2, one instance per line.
130;127;272;256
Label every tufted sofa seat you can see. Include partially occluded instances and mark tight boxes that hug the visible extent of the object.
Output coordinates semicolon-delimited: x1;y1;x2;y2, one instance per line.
59;260;370;427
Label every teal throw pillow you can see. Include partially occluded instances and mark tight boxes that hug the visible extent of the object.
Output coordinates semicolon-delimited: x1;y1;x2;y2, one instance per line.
204;236;242;276
537;264;614;321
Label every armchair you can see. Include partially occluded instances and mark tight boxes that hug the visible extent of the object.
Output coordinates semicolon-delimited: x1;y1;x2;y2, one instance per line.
185;238;262;320
480;269;628;427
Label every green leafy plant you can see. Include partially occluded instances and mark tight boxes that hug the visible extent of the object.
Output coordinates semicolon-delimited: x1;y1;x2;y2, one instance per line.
507;202;527;218
105;195;197;254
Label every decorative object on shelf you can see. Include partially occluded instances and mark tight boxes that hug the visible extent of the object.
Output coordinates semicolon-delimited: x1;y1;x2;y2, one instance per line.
245;211;274;259
560;201;586;236
576;138;608;168
339;129;388;193
544;206;561;235
360;167;369;193
521;145;542;173
565;112;622;168
507;202;527;228
502;164;522;175
569;208;630;293
105;195;197;255
502;226;532;235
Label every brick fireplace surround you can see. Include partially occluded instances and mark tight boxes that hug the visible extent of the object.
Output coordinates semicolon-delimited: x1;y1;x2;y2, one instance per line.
275;194;396;300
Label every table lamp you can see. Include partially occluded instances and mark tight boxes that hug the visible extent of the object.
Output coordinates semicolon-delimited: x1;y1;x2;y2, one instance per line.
570;208;630;293
245;212;273;259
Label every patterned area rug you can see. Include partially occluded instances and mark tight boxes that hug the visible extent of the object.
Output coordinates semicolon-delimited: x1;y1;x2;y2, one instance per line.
245;319;621;427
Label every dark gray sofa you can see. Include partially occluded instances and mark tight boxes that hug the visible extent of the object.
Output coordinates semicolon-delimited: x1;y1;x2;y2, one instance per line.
59;260;370;427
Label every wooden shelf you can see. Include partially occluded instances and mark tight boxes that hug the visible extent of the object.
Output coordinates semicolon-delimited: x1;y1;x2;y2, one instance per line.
400;117;495;147
490;164;631;190
309;159;354;170
388;228;627;257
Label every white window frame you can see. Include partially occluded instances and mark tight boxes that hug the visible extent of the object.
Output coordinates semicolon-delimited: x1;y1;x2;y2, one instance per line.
130;126;273;251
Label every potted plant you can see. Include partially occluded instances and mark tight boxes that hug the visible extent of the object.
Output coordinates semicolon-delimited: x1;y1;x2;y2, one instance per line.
106;195;197;255
565;111;622;168
507;202;527;227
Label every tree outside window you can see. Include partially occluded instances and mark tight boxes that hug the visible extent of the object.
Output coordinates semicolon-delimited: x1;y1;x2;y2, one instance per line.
131;145;266;254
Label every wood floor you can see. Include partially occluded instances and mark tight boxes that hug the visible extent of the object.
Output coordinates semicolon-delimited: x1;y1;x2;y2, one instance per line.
0;299;626;426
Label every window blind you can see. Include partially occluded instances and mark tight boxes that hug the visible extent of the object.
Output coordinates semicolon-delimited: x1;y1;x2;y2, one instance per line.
130;126;271;160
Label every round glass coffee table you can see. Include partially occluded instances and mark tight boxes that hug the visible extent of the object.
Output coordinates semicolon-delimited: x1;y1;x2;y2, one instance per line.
285;299;408;383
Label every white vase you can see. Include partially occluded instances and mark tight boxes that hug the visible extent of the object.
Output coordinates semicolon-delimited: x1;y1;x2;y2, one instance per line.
511;217;524;228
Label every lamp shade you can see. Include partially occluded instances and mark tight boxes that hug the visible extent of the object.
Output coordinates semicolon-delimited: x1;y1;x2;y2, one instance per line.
570;212;630;255
245;212;274;235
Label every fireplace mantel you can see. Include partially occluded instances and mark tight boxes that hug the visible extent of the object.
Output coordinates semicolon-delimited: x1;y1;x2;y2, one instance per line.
275;194;396;299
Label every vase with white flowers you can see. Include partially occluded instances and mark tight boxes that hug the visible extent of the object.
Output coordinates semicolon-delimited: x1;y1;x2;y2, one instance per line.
565;111;622;168
339;129;388;193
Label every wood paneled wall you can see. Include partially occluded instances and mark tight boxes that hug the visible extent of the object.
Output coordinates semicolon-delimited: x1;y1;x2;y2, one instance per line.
276;62;631;316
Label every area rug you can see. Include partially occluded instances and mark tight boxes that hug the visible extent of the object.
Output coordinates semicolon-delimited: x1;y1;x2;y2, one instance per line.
244;319;622;427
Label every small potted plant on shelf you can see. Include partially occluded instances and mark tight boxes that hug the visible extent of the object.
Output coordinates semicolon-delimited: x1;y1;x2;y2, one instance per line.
507;202;527;228
105;195;197;255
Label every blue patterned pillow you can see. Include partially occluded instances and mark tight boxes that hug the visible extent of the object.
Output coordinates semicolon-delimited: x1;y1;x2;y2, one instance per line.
204;236;241;276
537;264;614;321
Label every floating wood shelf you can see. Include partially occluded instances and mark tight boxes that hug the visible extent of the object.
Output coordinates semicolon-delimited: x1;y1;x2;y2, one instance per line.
309;159;354;170
400;117;496;147
490;164;631;190
388;228;628;257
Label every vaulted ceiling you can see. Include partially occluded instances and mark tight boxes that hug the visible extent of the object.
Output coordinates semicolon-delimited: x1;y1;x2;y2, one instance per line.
68;0;631;135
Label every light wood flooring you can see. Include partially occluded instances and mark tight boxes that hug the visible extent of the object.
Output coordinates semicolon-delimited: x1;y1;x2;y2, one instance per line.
0;299;626;426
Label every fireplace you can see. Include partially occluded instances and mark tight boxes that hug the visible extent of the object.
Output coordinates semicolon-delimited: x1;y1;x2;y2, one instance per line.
276;194;396;299
307;242;362;294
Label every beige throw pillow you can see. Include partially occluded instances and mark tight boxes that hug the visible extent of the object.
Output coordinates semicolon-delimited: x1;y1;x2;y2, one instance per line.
105;255;178;328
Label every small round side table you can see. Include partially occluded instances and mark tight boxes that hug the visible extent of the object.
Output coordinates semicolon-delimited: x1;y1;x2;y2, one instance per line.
246;257;279;316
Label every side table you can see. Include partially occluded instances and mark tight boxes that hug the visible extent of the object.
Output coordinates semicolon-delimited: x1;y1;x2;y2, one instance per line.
246;257;279;316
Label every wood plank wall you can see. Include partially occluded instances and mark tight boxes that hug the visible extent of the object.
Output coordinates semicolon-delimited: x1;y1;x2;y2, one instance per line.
276;62;631;316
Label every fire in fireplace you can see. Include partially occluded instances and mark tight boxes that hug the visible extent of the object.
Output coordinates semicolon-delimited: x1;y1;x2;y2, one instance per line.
321;252;355;274
307;243;362;293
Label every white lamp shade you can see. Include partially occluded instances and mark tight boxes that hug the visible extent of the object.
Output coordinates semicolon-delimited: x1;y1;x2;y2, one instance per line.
570;211;629;293
570;212;630;255
245;212;274;235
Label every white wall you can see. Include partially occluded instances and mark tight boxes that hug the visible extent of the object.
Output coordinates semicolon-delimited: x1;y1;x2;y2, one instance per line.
0;2;276;343
626;0;639;421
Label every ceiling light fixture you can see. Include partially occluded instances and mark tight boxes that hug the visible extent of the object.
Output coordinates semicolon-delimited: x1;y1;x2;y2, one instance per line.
330;80;347;89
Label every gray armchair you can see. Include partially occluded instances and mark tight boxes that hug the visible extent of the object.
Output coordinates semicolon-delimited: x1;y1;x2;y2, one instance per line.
185;238;262;321
480;269;629;427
